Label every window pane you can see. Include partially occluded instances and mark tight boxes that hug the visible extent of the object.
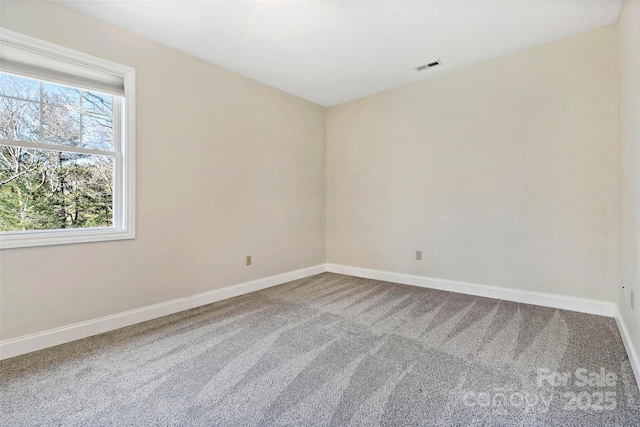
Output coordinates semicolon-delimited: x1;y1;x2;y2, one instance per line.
0;146;113;231
42;82;81;109
82;91;113;116
0;73;40;101
42;105;80;146
82;113;113;150
0;96;40;141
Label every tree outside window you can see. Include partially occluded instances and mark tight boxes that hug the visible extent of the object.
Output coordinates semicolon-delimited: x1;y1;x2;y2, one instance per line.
0;73;118;232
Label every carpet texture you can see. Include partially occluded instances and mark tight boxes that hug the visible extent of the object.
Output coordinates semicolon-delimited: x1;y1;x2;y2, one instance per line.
1;272;639;426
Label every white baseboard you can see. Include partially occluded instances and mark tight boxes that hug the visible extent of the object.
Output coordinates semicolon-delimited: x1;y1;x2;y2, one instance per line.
615;308;640;392
1;262;630;369
0;264;325;361
326;264;617;318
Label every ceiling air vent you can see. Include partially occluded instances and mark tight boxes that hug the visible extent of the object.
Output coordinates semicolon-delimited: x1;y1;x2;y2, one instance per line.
414;60;440;71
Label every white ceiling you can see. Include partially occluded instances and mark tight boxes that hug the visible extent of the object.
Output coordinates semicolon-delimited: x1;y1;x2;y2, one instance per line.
55;1;622;107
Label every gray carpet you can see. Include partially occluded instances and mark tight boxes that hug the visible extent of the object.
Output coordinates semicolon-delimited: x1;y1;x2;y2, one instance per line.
1;272;639;426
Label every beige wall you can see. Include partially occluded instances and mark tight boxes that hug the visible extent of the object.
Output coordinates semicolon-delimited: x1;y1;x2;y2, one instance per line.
0;2;626;344
327;25;618;301
618;1;640;361
0;1;327;340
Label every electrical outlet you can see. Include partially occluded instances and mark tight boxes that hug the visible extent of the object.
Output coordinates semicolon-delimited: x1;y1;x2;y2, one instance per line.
631;290;635;311
415;250;422;261
246;255;252;266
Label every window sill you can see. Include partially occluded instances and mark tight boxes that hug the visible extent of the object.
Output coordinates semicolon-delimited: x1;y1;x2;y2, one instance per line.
0;227;135;249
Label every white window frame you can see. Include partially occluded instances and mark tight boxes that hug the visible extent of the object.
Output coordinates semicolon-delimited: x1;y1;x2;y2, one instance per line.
0;29;135;249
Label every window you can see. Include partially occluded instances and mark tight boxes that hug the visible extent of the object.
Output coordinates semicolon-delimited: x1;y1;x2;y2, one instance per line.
0;29;135;249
